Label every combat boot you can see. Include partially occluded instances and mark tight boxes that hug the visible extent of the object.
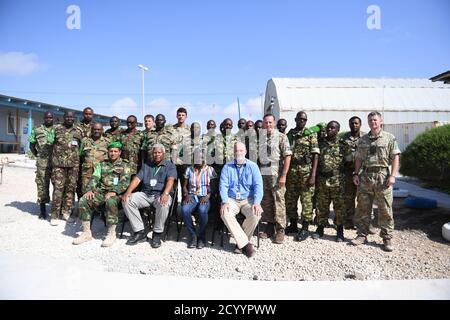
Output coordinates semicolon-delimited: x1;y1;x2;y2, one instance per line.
38;203;48;220
62;212;70;221
295;221;310;242
285;218;299;234
273;229;285;244
383;239;393;252
73;221;93;245
311;225;324;240
259;222;275;239
351;235;367;246
336;225;345;242
101;225;117;247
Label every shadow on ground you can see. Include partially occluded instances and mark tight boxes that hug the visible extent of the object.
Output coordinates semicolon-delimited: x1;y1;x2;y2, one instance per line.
4;201;42;216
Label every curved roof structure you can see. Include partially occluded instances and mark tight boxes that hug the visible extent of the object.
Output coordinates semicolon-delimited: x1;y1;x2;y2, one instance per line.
265;78;450;113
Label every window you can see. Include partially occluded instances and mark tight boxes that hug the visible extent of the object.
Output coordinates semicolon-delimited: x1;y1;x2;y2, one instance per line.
7;115;17;135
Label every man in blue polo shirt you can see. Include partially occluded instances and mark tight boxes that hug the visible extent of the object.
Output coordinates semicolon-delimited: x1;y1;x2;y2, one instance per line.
122;144;177;248
220;142;263;258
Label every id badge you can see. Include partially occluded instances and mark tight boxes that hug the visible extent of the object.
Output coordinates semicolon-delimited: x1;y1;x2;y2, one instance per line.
236;192;241;200
71;140;78;146
150;179;157;187
113;177;119;186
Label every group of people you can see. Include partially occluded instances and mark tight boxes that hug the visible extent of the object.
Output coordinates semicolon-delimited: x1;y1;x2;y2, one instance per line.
29;106;400;256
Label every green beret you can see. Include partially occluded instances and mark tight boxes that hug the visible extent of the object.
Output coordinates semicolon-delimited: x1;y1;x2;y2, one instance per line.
107;141;123;150
316;122;327;128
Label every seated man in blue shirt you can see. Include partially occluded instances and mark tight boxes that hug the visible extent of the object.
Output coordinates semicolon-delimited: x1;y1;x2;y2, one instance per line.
220;142;263;258
122;144;177;248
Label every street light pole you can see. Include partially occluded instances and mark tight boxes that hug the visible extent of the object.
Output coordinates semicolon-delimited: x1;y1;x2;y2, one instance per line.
138;64;149;127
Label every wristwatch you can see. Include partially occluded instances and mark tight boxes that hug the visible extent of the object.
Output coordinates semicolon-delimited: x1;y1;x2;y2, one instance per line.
163;192;169;196
352;172;359;176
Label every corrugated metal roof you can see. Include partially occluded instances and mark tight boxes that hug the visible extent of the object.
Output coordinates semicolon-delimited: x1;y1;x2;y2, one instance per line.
268;78;450;112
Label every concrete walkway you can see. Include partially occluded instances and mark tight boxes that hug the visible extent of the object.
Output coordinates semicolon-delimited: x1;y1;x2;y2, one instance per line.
1;252;449;300
396;178;450;209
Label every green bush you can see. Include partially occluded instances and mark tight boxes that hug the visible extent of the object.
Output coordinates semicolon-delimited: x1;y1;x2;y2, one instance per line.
400;124;450;193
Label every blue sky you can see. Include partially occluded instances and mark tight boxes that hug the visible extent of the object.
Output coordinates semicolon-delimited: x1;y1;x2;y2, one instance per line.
0;0;449;128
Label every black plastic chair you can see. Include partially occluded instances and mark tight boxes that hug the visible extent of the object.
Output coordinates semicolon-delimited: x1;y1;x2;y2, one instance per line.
119;182;179;240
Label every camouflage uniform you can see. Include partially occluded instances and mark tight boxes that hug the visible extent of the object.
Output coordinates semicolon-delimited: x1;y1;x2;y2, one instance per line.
79;136;109;194
339;131;365;226
74;121;93;199
79;158;131;225
120;130;144;175
258;130;292;230
145;126;178;162
316;138;345;226
354;130;401;240
75;121;93;139
222;131;237;164
51;124;82;219
29;124;55;203
104;127;123;142
285;128;320;223
173;124;191;185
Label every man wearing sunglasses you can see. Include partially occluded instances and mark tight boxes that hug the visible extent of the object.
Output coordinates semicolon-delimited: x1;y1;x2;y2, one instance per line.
351;111;400;252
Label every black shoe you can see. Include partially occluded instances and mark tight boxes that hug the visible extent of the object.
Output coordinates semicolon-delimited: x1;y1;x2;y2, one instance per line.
295;221;310;242
126;230;146;245
151;232;162;248
196;239;205;249
242;243;256;258
38;203;48;220
285;218;299;234
311;225;324;240
336;225;345;242
188;236;197;249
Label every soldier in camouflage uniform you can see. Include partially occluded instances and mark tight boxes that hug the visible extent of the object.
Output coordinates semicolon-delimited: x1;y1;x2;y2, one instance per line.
73;141;131;247
351;112;401;252
75;107;94;139
120;115;144;175
145;114;178;163
104;116;123;142
79;123;109;194
339;116;365;229
285;111;320;241
29;111;55;219
202;120;223;229
173;107;191;186
221;118;237;164
140;114;155;163
258;114;292;244
312;121;346;242
75;107;94;199
50;111;82;226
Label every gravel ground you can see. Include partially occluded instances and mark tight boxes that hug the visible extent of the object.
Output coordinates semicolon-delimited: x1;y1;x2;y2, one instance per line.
1;164;449;281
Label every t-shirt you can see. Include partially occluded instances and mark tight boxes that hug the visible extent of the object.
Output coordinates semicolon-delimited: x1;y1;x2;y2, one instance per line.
137;160;177;195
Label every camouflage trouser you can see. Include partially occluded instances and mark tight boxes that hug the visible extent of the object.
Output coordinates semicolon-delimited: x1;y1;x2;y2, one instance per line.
76;163;83;200
80;166;94;195
35;157;52;203
344;172;357;225
122;150;140;175
355;172;394;239
79;193;120;225
261;175;286;230
316;179;345;226
51;166;79;219
285;168;315;222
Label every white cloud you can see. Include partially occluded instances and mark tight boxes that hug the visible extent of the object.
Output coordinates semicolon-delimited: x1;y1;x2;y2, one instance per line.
224;97;263;120
110;97;140;120
0;51;41;75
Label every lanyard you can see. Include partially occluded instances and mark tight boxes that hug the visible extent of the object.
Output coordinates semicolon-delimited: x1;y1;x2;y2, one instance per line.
153;165;162;177
235;163;245;193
